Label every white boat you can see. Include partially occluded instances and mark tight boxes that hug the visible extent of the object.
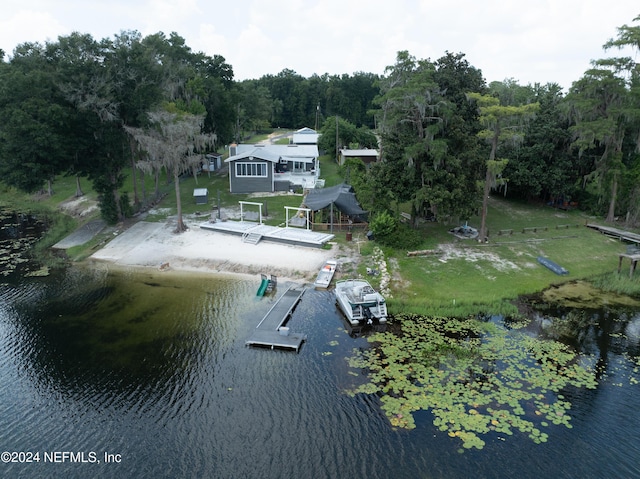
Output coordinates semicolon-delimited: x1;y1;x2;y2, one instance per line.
314;260;337;288
335;279;387;325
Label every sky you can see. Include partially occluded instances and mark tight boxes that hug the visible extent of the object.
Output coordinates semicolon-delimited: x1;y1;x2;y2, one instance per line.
1;0;639;91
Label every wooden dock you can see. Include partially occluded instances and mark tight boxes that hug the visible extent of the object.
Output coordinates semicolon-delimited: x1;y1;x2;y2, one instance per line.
586;224;640;245
246;284;307;352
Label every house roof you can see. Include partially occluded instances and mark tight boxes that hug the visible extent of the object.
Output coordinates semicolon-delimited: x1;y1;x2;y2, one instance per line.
340;149;379;157
226;144;319;163
292;127;319;144
225;146;281;163
303;183;368;217
295;127;317;134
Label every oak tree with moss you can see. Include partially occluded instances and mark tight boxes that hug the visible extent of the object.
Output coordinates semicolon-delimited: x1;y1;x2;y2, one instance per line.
466;93;539;240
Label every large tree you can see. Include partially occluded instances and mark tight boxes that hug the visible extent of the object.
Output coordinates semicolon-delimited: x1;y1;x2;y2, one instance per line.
49;32;119;198
0;42;71;195
373;51;488;225
127;105;215;232
497;82;574;203
564;67;629;222
601;14;640;224
432;51;486;221
374;51;450;225
467;92;539;240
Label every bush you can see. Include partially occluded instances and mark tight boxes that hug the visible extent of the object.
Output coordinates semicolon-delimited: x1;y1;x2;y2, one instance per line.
379;223;424;249
120;192;133;218
370;211;424;249
99;192;119;224
369;211;397;239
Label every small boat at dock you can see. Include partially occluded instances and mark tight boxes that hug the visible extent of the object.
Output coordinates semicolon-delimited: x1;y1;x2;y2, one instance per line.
314;260;337;288
335;279;387;325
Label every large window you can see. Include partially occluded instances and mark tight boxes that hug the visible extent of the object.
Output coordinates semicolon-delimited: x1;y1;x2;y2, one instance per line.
236;162;268;177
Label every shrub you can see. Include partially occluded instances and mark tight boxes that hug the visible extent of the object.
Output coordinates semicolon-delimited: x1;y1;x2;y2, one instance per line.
369;210;397;239
120;192;133;218
98;192;119;224
370;211;424;249
379;223;424;249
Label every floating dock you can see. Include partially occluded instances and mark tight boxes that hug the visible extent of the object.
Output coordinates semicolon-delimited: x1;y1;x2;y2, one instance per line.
246;284;307;352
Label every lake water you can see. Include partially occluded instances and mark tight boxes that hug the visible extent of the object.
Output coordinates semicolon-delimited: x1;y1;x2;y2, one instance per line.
1;265;639;479
1;208;639;479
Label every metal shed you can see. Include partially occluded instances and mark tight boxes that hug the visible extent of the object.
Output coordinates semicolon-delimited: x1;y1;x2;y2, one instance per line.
193;188;209;205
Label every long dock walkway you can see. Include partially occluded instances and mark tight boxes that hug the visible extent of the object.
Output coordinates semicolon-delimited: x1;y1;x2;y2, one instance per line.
246;284;307;352
586;224;640;245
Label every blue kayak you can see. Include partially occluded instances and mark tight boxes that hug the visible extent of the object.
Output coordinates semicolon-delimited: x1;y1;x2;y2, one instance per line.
537;256;569;275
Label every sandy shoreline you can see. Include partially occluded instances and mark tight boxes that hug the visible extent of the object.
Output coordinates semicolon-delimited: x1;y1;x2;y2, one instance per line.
89;219;348;283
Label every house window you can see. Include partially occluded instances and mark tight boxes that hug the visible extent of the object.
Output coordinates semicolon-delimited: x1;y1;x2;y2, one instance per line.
236;162;267;177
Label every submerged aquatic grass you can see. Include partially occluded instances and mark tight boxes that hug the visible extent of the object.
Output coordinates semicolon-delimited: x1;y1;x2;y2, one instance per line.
347;313;598;450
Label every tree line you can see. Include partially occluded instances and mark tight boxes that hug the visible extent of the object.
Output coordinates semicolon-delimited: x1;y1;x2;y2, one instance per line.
0;15;639;231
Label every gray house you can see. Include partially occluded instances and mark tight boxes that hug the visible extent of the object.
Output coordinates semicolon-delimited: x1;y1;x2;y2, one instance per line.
225;144;320;193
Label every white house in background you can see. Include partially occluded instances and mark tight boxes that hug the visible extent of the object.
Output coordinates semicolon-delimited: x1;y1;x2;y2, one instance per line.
339;148;379;166
292;127;319;145
225;143;321;194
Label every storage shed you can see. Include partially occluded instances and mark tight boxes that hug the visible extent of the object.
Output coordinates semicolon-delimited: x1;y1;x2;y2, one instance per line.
204;153;222;172
193;188;209;204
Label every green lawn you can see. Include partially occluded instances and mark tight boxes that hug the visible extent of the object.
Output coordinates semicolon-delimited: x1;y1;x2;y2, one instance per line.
381;196;637;315
140;153;347;223
5;142;638;316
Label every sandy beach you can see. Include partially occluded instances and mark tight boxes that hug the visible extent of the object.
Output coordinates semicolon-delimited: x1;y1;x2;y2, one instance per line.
89;218;346;282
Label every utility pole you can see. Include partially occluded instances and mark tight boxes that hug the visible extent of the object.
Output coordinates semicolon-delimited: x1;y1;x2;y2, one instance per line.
335;115;339;164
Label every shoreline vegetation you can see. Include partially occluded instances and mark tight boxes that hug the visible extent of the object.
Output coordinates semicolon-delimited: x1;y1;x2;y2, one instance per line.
5;155;640;451
3;151;640;316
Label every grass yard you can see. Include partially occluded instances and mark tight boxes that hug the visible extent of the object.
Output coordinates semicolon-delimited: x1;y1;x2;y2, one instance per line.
79;157;640;316
144;153;346;224
377;196;638;315
4;138;639;317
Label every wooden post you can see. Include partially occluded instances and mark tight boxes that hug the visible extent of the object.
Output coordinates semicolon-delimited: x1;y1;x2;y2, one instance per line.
330;202;334;234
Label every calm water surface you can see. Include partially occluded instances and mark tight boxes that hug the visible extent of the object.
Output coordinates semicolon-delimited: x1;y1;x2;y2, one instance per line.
0;264;639;479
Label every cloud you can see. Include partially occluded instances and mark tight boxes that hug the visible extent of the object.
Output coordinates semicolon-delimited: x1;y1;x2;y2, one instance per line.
1;0;638;90
0;9;66;53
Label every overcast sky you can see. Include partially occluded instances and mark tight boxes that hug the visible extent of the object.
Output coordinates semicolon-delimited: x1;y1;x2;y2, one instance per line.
2;1;639;91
